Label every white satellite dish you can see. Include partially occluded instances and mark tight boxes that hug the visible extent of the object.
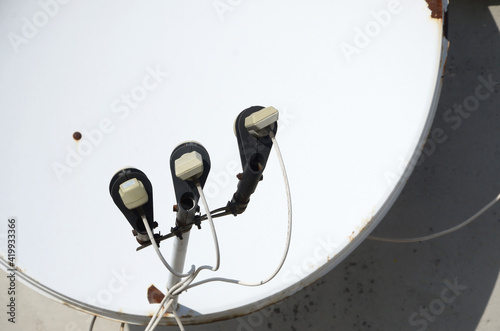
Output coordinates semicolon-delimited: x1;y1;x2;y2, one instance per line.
0;0;448;327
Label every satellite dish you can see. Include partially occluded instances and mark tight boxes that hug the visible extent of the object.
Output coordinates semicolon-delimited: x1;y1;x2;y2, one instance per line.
0;0;448;327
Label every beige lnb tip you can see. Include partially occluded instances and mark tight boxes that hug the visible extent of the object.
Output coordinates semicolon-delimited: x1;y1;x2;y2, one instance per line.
244;106;279;137
119;178;149;210
175;151;204;180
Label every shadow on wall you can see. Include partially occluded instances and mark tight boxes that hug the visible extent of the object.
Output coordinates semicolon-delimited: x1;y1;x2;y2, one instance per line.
324;0;500;330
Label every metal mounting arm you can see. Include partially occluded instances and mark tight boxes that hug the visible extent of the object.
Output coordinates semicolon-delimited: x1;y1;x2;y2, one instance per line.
227;106;278;216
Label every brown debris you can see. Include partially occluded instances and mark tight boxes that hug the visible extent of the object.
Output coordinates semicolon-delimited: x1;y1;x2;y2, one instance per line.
425;0;443;19
147;285;165;304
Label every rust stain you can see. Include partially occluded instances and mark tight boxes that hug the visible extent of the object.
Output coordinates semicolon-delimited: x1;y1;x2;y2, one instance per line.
73;131;82;141
147;285;165;304
348;209;376;242
348;231;355;242
425;0;442;19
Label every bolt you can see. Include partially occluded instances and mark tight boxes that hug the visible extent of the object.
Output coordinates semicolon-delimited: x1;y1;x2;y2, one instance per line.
237;173;243;180
173;205;178;212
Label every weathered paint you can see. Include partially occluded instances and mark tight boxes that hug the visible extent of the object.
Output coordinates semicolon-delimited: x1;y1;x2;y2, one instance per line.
426;0;443;19
147;285;165;304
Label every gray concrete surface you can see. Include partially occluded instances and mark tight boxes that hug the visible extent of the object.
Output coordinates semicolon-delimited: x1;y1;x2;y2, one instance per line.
2;0;500;330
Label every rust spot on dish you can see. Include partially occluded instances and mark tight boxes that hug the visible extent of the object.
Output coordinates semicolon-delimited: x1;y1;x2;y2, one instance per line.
348;231;355;242
147;285;165;304
425;0;442;19
348;211;376;242
73;131;82;141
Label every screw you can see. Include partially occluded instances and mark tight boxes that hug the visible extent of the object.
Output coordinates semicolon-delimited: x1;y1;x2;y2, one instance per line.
237;173;243;180
173;205;178;212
